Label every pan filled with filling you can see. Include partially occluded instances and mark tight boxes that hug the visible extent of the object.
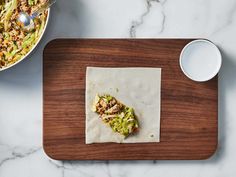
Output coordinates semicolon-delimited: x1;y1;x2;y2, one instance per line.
0;0;49;70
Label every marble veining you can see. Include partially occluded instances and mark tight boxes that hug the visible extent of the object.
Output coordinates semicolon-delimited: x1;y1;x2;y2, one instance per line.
0;145;40;167
130;0;167;37
1;0;236;176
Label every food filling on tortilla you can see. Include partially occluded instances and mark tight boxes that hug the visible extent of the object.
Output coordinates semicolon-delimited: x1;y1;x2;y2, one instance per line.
92;94;139;137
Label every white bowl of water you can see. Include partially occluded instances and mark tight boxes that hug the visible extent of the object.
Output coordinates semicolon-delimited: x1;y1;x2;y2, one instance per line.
180;39;222;82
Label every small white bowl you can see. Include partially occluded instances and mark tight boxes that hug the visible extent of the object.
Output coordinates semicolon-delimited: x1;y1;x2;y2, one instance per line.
180;39;222;82
0;9;50;71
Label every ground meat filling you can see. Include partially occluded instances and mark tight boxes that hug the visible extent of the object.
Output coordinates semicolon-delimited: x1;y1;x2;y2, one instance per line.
92;94;139;137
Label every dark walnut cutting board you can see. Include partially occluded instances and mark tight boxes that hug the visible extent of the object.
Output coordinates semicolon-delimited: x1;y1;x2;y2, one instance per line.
43;39;218;160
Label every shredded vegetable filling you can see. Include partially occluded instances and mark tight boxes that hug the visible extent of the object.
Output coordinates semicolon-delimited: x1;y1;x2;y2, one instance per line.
92;94;139;137
0;0;47;68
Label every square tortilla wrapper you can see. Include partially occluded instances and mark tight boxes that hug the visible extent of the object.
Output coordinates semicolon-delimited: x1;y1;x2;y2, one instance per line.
86;67;161;144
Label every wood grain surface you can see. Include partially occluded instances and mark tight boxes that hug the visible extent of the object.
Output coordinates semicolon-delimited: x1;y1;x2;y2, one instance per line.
43;39;218;160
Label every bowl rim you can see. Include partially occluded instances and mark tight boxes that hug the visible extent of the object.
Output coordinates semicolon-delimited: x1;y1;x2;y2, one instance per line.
0;8;50;71
179;39;222;82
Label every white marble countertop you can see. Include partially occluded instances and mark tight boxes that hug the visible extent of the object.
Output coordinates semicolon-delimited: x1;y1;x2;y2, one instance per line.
1;0;236;176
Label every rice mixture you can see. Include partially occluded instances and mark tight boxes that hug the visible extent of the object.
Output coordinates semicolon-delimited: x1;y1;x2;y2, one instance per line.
0;0;47;68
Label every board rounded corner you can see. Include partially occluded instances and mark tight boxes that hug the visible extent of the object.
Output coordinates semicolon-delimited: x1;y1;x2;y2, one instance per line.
201;141;218;160
43;39;61;57
43;143;61;160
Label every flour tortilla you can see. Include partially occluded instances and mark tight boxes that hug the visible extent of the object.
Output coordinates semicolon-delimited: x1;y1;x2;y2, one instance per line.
85;67;161;144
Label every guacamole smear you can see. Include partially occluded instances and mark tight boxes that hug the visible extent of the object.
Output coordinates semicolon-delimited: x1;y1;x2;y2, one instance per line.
92;94;139;137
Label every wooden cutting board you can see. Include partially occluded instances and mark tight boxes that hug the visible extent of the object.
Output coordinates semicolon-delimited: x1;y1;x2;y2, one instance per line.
43;39;218;160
